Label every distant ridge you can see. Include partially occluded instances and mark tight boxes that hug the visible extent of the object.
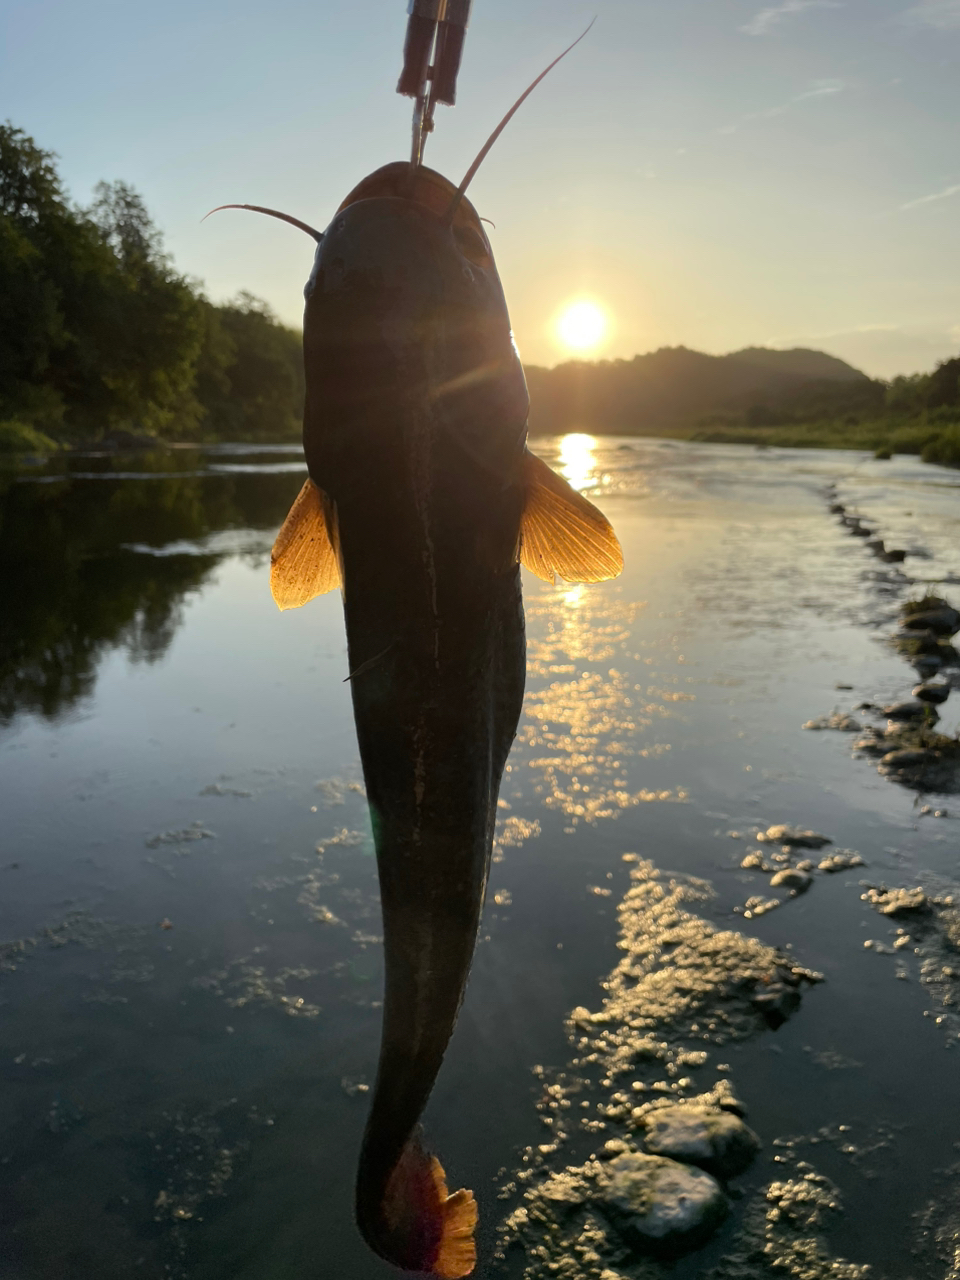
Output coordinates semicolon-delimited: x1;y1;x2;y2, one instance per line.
524;344;878;435
724;346;867;382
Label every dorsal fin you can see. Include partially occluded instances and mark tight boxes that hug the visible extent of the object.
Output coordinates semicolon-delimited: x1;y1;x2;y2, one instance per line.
520;450;623;584
270;479;341;609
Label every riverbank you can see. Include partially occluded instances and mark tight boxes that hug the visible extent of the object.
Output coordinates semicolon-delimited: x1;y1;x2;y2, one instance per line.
528;414;960;467
5;414;960;472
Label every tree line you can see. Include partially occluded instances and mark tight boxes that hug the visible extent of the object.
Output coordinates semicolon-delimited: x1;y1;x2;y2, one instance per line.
0;123;303;452
3;121;958;465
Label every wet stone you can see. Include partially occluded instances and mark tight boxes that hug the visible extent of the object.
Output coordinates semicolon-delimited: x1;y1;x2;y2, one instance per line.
751;984;802;1029
880;748;935;771
913;681;950;704
863;886;928;916
640;1106;760;1179
913;654;943;679
802;713;860;732
901;606;960;636
741;849;775;872
599;1152;727;1251
757;825;831;849
770;869;812;893
895;628;943;655
883;699;935;722
742;896;780;918
818;850;865;873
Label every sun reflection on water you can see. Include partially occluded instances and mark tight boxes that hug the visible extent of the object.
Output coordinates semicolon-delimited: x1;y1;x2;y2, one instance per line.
558;433;597;492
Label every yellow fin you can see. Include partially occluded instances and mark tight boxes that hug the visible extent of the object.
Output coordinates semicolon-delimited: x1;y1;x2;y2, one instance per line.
429;1158;478;1279
270;479;341;610
520;450;623;584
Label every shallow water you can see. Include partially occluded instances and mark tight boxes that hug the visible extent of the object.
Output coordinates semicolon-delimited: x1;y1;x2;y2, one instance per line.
1;438;959;1279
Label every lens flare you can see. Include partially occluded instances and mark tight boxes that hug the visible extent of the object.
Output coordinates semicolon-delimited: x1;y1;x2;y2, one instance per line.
555;300;608;353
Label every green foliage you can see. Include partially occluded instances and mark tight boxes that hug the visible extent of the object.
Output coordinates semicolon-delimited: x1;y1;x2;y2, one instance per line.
190;294;303;441
921;425;960;469
0;123;303;446
0;419;59;454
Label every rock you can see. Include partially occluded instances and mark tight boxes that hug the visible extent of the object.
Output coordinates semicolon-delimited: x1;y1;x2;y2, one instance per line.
896;629;943;654
913;681;950;704
742;896;780;918
818;849;865;873
640;1106;761;1179
599;1152;727;1252
539;1170;590;1212
850;525;871;537
770;868;812;893
880;748;934;771
751;984;802;1028
862;886;928;916
883;700;935;722
601;1139;630;1159
853;733;889;756
757;825;831;849
901;606;960;636
712;1078;748;1116
883;548;907;563
803;712;860;731
914;654;943;679
741;849;775;871
866;538;885;553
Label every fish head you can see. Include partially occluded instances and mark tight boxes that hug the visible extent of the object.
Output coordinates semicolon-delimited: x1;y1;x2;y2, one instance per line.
302;162;529;482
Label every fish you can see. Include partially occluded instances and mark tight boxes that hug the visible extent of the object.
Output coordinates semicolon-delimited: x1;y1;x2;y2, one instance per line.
210;48;622;1280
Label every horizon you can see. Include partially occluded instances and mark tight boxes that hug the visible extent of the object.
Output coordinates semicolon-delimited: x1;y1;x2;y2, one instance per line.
4;0;959;379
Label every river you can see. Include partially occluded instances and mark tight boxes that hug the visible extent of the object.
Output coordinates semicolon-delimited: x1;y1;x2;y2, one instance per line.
1;437;959;1279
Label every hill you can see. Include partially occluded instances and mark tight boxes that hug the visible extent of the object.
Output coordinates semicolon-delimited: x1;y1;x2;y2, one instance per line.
524;345;881;435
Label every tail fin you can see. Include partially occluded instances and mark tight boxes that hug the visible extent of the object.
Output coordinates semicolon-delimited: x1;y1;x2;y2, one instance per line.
369;1137;477;1277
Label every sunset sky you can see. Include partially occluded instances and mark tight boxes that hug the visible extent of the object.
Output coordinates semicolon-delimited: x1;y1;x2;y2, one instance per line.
3;0;959;376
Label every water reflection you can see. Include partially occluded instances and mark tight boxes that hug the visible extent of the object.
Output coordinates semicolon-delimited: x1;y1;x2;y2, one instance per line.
557;433;597;492
0;455;304;724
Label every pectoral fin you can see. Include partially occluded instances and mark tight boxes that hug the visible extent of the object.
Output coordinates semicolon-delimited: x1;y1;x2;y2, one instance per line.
520;450;623;584
270;479;341;610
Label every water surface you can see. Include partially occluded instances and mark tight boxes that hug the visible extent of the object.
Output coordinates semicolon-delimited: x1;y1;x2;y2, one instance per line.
2;439;960;1279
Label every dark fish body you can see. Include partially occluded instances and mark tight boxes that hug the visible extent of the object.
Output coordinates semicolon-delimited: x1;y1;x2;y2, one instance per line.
302;165;528;1273
260;162;621;1277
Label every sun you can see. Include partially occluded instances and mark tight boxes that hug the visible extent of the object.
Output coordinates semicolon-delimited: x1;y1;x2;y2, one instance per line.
555;299;609;353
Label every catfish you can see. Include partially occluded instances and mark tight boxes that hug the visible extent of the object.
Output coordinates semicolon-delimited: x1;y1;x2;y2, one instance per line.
211;48;621;1280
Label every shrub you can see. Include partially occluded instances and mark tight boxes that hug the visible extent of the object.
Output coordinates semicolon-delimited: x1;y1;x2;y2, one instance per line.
0;418;59;454
921;426;960;469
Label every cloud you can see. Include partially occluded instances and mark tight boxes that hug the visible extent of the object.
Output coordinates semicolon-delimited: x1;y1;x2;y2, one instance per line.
794;79;846;100
719;79;845;133
900;182;960;210
899;0;960;28
741;0;842;36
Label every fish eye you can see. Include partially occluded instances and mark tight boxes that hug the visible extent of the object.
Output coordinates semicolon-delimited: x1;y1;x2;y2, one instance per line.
452;223;490;267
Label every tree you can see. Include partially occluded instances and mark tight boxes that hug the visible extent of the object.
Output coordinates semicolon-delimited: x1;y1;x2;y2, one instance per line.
926;356;960;410
193;293;303;441
0;124;205;440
